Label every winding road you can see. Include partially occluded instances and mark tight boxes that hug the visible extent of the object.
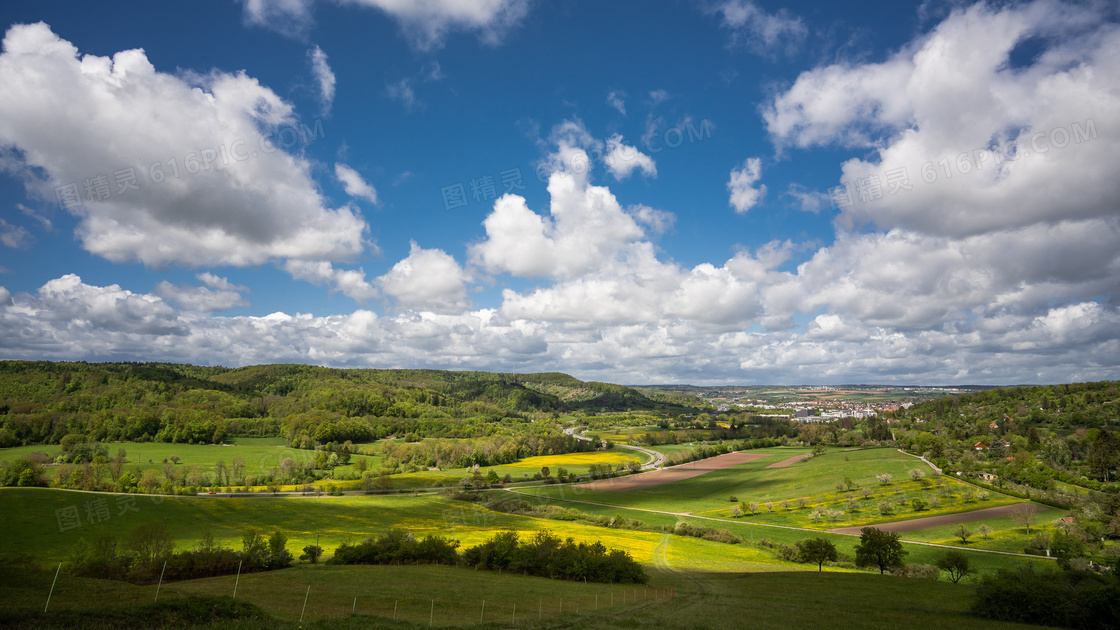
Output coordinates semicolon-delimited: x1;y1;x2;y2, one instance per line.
564;426;665;469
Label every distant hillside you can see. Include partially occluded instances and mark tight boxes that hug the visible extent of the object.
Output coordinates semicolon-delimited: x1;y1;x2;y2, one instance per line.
0;361;695;448
905;381;1120;432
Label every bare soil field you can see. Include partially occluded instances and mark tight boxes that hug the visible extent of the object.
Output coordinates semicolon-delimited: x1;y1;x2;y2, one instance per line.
578;452;771;492
828;502;1047;535
764;453;812;469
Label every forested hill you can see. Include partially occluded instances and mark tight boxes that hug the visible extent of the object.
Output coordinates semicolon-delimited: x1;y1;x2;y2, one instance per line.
0;361;694;448
904;381;1120;432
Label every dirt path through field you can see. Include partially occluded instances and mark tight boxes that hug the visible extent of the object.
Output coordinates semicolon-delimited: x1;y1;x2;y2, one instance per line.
828;502;1047;535
578;452;771;492
764;454;811;469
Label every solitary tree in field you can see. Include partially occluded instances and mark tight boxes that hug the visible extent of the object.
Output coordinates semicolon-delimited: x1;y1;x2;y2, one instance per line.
796;538;838;572
978;524;992;540
876;473;893;485
936;551;974;583
855;527;907;575
1011;504;1037;534
955;523;973;544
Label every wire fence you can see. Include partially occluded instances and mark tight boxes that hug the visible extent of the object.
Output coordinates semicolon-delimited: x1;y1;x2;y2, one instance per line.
29;566;676;627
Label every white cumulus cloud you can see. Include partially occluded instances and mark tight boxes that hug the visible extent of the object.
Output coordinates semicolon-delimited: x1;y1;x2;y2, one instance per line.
0;23;368;268
335;163;379;204
728;158;766;213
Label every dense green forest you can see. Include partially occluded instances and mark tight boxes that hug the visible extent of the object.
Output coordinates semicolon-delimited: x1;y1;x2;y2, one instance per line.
0;361;695;450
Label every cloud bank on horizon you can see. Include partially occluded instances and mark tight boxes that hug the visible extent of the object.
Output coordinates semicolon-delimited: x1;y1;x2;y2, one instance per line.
0;0;1118;385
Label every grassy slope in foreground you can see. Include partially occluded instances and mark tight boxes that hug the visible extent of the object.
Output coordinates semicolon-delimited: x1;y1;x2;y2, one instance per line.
0;487;789;573
0;563;1050;630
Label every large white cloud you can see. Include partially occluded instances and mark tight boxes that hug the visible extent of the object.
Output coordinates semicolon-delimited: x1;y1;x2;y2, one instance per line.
766;2;1119;238
376;241;471;312
0;23;368;268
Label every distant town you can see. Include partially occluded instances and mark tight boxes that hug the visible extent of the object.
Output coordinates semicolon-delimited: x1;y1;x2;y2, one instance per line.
673;385;981;422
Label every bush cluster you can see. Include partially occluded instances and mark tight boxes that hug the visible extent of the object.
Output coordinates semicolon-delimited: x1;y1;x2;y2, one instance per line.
328;528;647;584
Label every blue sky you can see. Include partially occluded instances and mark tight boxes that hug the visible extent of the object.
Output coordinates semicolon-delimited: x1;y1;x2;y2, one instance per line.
0;0;1118;385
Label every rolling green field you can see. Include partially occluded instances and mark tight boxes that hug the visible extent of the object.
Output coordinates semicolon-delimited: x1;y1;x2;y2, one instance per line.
0;487;795;573
528;446;917;512
0;445;1070;629
0;439;647;493
0;560;1051;630
0;437;382;483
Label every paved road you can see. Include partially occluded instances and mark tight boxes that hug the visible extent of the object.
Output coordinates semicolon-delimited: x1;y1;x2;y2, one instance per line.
564;426;665;469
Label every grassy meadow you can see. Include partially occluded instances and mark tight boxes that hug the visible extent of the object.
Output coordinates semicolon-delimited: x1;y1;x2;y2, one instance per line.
0;443;1071;629
0;560;1053;630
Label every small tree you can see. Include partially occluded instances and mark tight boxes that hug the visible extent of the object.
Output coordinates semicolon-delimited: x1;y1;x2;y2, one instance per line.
955;523;973;545
796;538;838;572
241;529;268;566
267;530;293;569
911;498;927;512
765;501;774;513
936;551;973;583
908;468;925;481
1011;503;1037;534
540;466;550;478
854;527;907;575
878;500;894;516
728;495;739;503
978;524;992;540
876;473;893;485
125;521;174;566
486;469;501;486
300;544;323;564
748;502;759;515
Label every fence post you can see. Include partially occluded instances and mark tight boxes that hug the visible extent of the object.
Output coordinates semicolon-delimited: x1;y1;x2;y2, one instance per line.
154;561;167;603
512;602;516;623
394;599;398;620
233;560;242;599
352;596;356;615
299;584;311;624
480;599;485;623
44;562;61;613
595;594;598;610
430;599;434;627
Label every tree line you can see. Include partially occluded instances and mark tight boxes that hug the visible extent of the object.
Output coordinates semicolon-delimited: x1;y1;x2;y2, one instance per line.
330;528;648;584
